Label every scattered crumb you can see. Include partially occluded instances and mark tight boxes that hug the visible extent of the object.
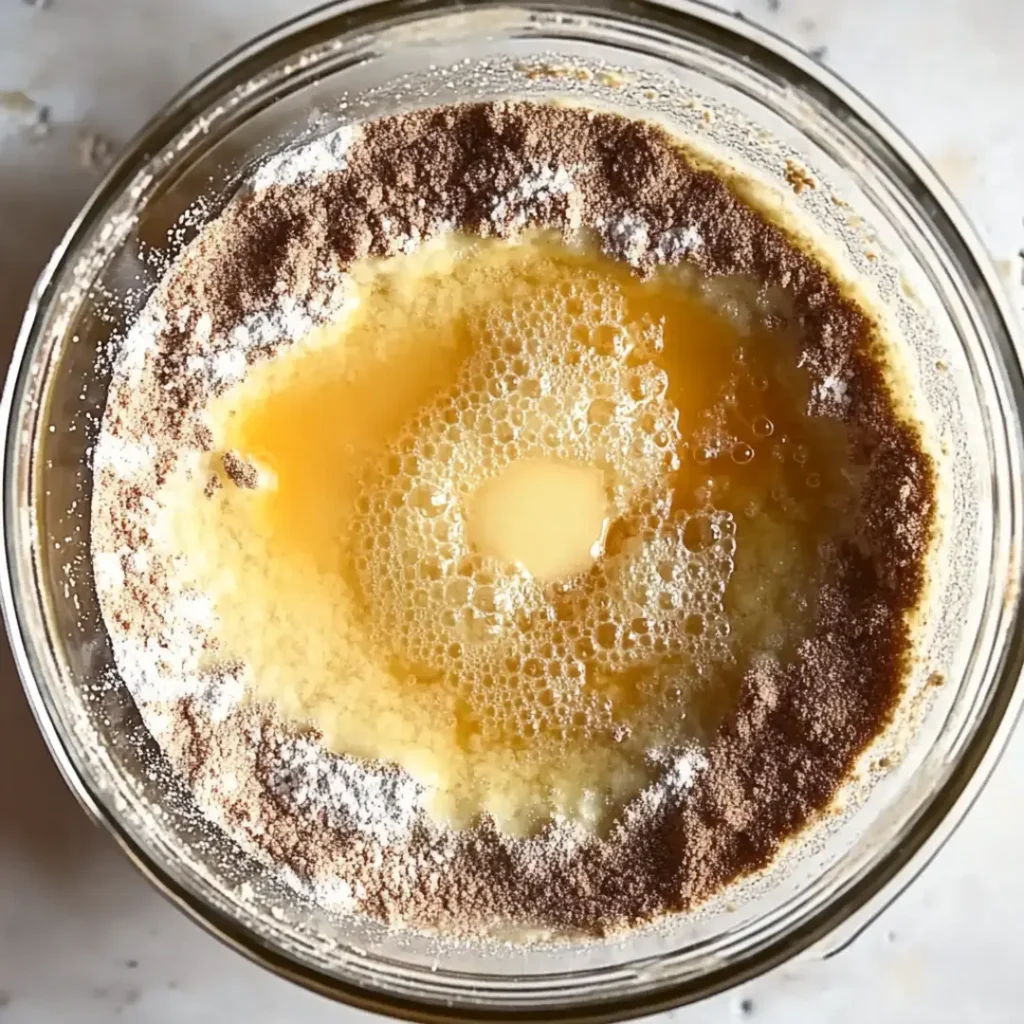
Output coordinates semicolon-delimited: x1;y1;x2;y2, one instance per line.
30;103;52;139
784;159;816;194
808;45;829;62
595;70;630;89
80;131;115;171
994;255;1024;296
516;62;593;83
0;90;36;115
927;671;945;688
204;473;222;498
735;995;756;1016
125;959;139;969
0;90;49;137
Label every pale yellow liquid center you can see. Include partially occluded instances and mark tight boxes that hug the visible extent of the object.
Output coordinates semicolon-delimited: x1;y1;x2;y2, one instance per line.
166;231;853;833
466;458;609;582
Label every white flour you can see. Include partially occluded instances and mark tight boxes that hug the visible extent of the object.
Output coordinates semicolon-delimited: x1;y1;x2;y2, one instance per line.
603;212;704;267
248;124;358;192
491;162;577;229
268;736;424;844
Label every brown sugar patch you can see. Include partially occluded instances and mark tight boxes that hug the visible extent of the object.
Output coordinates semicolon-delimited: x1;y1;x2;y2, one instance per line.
222;450;258;489
194;422;215;451
785;159;817;194
91;100;937;936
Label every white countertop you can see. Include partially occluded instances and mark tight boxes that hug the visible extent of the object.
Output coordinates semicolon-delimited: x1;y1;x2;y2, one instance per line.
0;1;1021;1021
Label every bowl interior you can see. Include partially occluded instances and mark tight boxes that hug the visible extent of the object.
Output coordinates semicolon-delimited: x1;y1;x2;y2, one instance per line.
4;2;1022;1018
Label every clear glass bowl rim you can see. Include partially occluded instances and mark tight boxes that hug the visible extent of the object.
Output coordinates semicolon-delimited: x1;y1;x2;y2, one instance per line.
2;1;1024;1021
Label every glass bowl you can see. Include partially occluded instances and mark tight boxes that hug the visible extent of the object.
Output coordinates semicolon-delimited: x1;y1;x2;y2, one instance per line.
3;1;1023;1020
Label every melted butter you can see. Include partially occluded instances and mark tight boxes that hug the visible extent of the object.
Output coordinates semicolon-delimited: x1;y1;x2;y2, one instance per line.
466;458;609;581
167;231;854;833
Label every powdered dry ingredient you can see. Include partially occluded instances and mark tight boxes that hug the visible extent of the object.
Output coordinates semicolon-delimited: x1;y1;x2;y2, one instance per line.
246;124;357;193
91;101;935;936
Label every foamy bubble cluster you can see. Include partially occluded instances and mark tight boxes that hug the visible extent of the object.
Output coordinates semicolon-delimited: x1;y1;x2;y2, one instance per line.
353;270;736;742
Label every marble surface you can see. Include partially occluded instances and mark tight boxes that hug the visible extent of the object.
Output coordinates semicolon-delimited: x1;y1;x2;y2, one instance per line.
0;1;1021;1021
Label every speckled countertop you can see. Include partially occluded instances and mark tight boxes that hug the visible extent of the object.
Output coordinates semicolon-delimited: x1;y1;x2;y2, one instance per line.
0;1;1021;1021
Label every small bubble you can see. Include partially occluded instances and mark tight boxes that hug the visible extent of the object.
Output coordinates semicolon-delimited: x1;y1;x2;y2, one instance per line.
684;613;704;636
591;322;624;355
588;398;617;426
752;415;774;437
408;484;447;517
805;472;821;489
524;657;545;678
496;421;515;444
730;441;754;464
575;636;596;661
682;516;713;553
421;556;444;581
